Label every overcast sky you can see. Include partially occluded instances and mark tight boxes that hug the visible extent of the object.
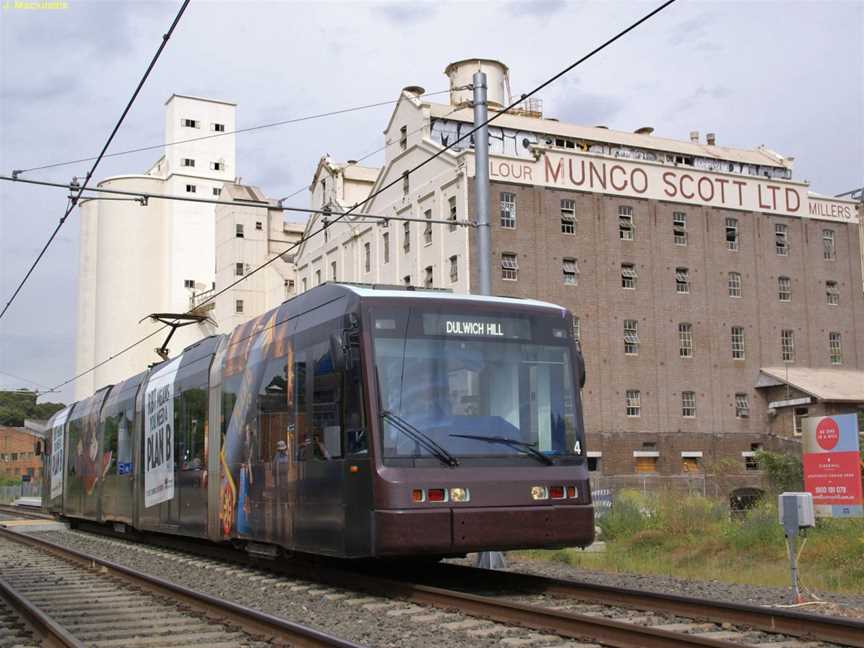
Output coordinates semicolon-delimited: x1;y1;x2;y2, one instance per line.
1;0;862;403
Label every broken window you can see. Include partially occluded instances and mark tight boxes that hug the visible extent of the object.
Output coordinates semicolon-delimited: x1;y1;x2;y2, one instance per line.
731;326;745;359
624;319;639;355
775;223;789;255
728;272;742;298
736;394;750;419
448;196;458;232
725;217;738;250
778;276;791;302
621;263;637;289
562;258;579;285
781;329;795;363
501;253;518;280
560;199;576;234
449;255;458;282
500;192;516;229
675;267;689;294
618;206;634;240
826;280;839;306
823;229;835;260
673;211;687;245
424;209;432;245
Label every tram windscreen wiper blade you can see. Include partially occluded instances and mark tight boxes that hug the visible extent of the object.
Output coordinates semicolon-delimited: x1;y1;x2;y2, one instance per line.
449;433;554;465
381;410;459;467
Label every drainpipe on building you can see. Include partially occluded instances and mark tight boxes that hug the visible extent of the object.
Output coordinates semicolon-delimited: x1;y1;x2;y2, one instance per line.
471;70;504;571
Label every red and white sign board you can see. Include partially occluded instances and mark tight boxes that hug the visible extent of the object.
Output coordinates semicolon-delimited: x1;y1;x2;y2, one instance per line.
802;414;863;518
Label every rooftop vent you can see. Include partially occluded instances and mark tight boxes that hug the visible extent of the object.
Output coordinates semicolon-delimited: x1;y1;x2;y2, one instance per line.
689;131;700;143
706;133;716;146
444;59;510;110
402;85;426;97
634;126;654;136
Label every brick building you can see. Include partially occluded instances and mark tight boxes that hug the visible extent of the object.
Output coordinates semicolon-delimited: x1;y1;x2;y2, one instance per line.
294;59;864;497
0;426;44;484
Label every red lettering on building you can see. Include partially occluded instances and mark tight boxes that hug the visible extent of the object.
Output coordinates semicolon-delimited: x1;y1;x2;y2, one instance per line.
697;176;714;202
662;172;677;197
680;174;695;199
545;156;564;183
610;165;628;191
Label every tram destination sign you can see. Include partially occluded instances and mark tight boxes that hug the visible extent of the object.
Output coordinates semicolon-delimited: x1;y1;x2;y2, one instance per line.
422;313;531;340
802;413;863;518
144;356;181;508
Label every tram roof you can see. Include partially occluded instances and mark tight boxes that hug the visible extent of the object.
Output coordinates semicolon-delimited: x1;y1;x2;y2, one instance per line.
335;283;565;312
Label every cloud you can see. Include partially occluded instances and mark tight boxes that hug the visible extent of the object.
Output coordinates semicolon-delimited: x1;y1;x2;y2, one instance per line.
374;2;436;24
669;85;733;115
507;0;566;17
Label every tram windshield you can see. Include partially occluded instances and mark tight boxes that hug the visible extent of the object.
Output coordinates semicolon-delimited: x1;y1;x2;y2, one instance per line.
372;306;584;465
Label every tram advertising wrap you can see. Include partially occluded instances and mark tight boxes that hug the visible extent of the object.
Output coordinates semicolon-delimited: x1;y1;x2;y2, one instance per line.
144;357;180;508
50;406;71;500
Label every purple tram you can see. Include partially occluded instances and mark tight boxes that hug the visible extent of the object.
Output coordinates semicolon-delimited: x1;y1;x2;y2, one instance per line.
44;283;593;557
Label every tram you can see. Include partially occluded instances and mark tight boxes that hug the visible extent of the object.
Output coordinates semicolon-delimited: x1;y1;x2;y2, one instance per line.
44;283;593;557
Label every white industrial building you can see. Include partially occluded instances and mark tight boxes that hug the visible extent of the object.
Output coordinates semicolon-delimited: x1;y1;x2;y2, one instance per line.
75;95;302;399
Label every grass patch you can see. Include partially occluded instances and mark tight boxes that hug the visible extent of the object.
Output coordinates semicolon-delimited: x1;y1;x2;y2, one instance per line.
517;491;864;595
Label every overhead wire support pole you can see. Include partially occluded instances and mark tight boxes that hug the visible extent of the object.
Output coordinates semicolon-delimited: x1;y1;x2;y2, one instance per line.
0;0;191;322
473;71;492;297
42;0;678;393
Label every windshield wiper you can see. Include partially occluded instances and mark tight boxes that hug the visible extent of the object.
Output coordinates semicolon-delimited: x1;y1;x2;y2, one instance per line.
381;410;459;467
449;433;554;465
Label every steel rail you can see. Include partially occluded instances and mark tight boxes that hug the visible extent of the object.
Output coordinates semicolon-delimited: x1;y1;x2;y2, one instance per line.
419;562;864;648
0;527;361;648
0;504;54;520
0;574;82;648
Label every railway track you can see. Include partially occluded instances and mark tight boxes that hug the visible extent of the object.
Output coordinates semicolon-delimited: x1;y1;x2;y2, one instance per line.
0;527;360;648
33;525;864;648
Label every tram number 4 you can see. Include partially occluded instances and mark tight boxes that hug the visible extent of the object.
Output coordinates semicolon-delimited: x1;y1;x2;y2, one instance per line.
573;440;582;455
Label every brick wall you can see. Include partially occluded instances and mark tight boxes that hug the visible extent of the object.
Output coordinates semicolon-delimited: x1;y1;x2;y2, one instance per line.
0;427;44;483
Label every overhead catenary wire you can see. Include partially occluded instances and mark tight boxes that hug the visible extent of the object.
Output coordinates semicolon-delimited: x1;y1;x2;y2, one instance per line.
0;0;192;323
11;90;453;177
45;0;678;393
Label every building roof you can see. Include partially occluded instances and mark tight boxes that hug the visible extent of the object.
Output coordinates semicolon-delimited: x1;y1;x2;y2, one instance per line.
338;283;566;312
757;367;864;403
427;103;793;170
164;93;237;107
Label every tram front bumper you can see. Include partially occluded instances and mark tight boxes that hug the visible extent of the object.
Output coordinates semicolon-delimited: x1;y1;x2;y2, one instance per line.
373;504;594;556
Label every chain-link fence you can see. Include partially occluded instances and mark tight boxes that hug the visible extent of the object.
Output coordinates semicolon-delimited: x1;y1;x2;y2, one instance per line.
0;483;41;504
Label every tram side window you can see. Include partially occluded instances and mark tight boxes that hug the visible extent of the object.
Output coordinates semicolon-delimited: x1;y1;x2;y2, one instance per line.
344;357;367;455
294;352;308;459
178;387;207;471
258;354;290;467
310;340;342;460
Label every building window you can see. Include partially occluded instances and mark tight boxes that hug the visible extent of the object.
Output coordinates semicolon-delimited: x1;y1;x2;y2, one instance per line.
302;278;307;292
383;233;390;263
625;390;641;417
682;455;700;473
673;211;687;245
675;267;689;294
213;187;222;197
781;329;795;363
826;280;839;306
573;317;580;342
623;319;639;355
731;326;745;359
403;275;411;286
501;253;518;281
777;276;791;302
186;184;197;193
183;279;194;289
402;171;409;195
560;199;576;234
235;223;244;238
618;206;634;240
255;221;262;230
448;196;457;232
364;242;371;273
235;262;244;276
681;391;696;418
403;222;410;253
823;229;835;260
424;209;433;245
775;223;789;255
735;393;750;419
330;261;337;281
829;332;842;365
181;158;195;167
635;454;657;473
235;299;244;314
587;455;599;472
314;269;321;286
399;125;407;151
449;255;458;282
562;258;579;285
211;161;224;171
621;263;637;289
793;407;809;436
182;118;199;128
728;271;742;298
678;323;693;358
212;122;226;132
425;266;433;288
725;217;738;250
500;192;516;229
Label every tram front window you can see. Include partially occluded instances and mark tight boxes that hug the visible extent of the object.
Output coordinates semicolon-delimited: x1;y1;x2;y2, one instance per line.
372;308;583;465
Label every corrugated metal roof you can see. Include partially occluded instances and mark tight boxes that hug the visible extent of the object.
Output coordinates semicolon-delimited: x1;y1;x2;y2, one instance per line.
427;103;792;169
757;367;864;402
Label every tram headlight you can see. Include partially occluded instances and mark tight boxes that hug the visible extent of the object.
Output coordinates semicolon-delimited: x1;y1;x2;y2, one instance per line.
530;486;549;500
449;487;470;503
